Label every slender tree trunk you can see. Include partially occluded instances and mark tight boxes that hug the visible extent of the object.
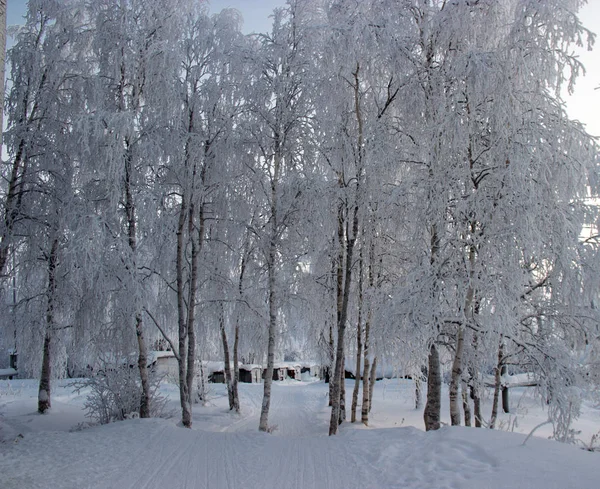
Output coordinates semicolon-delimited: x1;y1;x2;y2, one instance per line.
330;204;344;409
327;260;335;405
473;384;483;427
369;357;377;413
462;379;472;427
350;341;361;422
124;141;150;419
259;145;281;433
232;313;240;413
135;313;150;418
449;325;465;426
231;246;247;414
176;197;191;427
259;256;277;432
38;332;52;413
220;302;234;409
38;237;58;414
501;364;510;414
185;206;201;418
424;216;441;431
339;357;346;423
415;375;422;410
490;339;504;429
361;239;376;425
351;253;364;423
330;63;365;436
470;332;483;427
361;314;371;425
424;343;441;431
450;233;476;426
329;203;359;435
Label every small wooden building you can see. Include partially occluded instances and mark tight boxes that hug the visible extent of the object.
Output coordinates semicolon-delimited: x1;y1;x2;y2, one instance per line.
264;365;286;381
271;362;301;381
204;361;226;383
148;351;178;379
209;370;226;383
203;361;262;384
239;364;262;383
300;363;321;379
286;363;302;381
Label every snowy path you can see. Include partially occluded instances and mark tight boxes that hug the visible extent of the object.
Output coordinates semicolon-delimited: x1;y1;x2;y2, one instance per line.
1;380;599;489
219;381;330;436
3;417;599;489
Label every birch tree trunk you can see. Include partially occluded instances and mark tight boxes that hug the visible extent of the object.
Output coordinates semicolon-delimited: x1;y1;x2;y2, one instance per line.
339;357;346;424
175;196;203;428
470;333;483;427
501;364;510;414
449;325;465;426
124;141;150;419
329;62;366;435
176;198;191;427
489;340;504;429
186;206;202;421
231;245;247;414
462;380;472;427
38;238;58;414
351;252;363;423
473;384;483;428
329;205;359;435
259;145;281;433
424;343;441;431
361;242;376;425
369;357;377;413
450;226;476;426
232;314;240;413
327;319;334;405
361;314;371;425
351;312;362;422
415;375;422;410
259;256;277;432
220;301;234;410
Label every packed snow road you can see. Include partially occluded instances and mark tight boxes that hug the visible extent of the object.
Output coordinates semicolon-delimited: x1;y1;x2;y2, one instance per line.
219;381;330;436
1;379;599;489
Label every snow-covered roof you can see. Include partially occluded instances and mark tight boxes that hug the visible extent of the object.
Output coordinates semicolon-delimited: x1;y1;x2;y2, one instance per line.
240;364;262;370
200;361;263;373
273;362;301;369
148;351;176;363
344;360;400;379
0;368;17;377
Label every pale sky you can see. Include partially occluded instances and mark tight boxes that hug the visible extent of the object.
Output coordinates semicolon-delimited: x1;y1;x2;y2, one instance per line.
564;1;600;137
5;0;600;136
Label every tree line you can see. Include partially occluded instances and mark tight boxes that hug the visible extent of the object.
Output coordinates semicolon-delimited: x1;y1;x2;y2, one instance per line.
0;0;598;439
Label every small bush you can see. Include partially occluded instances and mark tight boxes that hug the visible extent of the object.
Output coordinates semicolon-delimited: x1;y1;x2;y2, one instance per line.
71;361;168;425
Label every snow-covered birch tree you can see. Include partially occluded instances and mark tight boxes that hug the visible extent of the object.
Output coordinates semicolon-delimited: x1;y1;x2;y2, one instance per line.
244;0;316;433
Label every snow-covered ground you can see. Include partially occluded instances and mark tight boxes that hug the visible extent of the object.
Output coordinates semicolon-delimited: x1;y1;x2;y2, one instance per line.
1;378;599;488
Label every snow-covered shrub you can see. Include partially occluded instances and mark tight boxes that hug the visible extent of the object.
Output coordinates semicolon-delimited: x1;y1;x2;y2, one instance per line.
72;361;168;424
547;387;582;444
539;351;584;443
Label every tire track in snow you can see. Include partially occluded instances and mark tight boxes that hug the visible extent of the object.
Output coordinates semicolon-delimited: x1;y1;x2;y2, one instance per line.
107;423;197;489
